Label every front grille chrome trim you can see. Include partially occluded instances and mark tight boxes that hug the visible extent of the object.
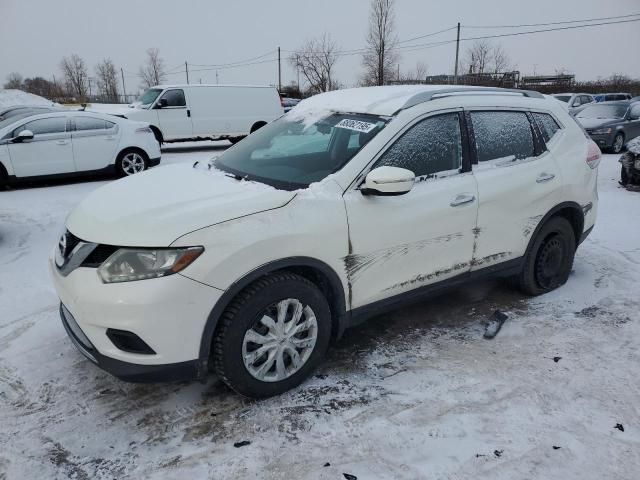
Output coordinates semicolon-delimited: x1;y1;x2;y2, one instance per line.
57;241;99;277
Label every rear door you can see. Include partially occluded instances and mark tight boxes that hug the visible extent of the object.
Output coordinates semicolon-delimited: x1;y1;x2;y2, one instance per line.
156;88;193;140
7;116;74;177
467;109;564;269
70;116;120;171
343;110;479;308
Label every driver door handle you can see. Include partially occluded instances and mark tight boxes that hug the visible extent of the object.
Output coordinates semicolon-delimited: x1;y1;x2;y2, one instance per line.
450;193;476;207
536;172;556;183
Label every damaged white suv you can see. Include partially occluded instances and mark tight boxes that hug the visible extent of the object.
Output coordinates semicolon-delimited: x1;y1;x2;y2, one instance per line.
50;86;600;398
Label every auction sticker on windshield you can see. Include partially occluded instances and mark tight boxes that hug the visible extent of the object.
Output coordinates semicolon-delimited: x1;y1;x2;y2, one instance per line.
335;118;377;133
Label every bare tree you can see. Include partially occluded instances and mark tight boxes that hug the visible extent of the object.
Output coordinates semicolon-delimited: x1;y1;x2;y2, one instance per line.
4;72;23;89
290;34;340;94
95;58;119;102
491;44;511;73
60;54;88;99
400;61;428;83
464;40;491;75
361;0;399;86
139;48;167;89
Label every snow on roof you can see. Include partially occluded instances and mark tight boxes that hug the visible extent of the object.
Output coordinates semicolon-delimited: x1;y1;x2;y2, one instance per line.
0;89;57;108
153;84;275;89
287;85;510;124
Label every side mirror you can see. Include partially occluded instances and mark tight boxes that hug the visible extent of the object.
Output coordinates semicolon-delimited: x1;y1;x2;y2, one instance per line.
361;166;415;196
155;98;168;109
11;129;34;143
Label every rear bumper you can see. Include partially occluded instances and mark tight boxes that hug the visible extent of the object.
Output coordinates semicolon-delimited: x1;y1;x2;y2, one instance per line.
587;132;615;148
60;303;201;382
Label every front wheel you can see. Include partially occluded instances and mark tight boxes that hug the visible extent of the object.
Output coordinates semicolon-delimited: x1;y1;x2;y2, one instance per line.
518;216;576;296
213;273;332;398
611;133;625;154
116;150;148;177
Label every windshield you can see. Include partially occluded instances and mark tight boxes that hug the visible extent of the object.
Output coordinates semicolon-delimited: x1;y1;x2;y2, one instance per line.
136;88;162;107
553;95;571;103
577;104;628;119
214;113;387;190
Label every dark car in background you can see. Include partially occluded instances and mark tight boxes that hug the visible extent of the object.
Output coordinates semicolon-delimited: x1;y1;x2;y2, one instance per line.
281;97;301;113
576;101;640;153
594;93;632;102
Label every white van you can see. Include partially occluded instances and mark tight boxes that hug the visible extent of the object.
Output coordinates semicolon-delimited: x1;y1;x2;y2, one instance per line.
122;84;284;144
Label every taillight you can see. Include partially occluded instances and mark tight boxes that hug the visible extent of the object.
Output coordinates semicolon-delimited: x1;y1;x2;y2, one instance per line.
586;140;601;169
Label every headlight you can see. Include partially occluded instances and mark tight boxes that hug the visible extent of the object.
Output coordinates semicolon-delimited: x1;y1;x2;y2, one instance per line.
591;127;612;135
98;247;203;283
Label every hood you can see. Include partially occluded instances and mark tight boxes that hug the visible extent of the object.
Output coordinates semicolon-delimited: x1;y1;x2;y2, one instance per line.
66;164;295;246
577;117;620;129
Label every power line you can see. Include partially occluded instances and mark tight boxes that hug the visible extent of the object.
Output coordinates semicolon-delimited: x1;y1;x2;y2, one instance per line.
189;50;276;68
396;25;458;44
463;12;640;29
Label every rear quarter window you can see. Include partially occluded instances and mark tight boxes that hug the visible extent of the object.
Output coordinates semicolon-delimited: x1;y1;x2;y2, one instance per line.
533;112;562;143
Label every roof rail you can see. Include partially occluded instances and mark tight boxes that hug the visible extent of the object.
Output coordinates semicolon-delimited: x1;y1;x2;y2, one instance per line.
401;87;544;111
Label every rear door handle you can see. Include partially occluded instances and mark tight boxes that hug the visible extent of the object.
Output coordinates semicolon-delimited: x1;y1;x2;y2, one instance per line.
450;193;476;207
536;172;556;183
187;109;191;117
55;140;68;145
105;135;116;141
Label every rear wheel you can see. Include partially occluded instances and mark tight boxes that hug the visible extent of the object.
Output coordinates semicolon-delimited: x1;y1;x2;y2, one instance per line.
518;216;576;296
213;272;331;398
228;136;245;145
611;132;625;154
116;150;148;177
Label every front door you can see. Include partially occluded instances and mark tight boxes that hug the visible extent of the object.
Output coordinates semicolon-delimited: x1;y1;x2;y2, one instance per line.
155;88;193;140
7;116;74;177
343;111;479;309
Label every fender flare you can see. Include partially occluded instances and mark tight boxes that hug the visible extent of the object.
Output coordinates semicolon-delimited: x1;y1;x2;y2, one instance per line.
525;201;584;258
197;256;347;369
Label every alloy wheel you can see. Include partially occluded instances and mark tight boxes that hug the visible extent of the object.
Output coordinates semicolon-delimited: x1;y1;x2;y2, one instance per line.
121;153;146;175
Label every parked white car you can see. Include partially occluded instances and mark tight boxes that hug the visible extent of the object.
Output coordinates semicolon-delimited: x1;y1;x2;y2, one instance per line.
552;93;596;116
121;84;284;144
0;111;160;185
50;85;599;398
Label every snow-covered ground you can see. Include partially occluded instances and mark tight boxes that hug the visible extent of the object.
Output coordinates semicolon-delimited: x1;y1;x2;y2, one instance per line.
1;149;638;479
0;89;57;108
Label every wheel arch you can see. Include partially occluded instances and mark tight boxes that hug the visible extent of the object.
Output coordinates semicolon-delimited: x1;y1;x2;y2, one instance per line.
198;256;347;367
526;202;584;256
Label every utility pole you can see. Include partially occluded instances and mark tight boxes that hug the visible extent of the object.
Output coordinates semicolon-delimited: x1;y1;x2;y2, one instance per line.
120;68;127;102
454;22;461;85
88;77;92;98
185;61;189;84
277;46;282;92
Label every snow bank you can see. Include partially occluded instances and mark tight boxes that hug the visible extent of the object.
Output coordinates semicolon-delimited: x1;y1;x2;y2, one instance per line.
0;89;57;108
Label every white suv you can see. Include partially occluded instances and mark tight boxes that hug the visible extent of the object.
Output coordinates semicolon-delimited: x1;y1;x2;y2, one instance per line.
50;86;600;398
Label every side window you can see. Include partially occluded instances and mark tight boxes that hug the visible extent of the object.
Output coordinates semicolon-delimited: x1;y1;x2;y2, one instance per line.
75;117;108;131
579;96;590;105
18;117;67;136
470;111;534;162
533;112;561;143
374;113;462;177
160;89;186;107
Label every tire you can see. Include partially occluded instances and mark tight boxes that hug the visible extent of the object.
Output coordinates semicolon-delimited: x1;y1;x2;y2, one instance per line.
250;121;267;133
213;272;332;398
228;136;245;145
611;132;625;154
116;150;148;177
621;165;629;186
518;216;576;296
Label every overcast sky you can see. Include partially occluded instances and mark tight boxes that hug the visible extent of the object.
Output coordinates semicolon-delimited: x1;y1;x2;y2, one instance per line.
1;0;639;94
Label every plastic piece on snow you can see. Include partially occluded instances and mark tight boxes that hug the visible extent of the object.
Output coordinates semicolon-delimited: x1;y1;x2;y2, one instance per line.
323;463;330;467
494;450;504;457
233;440;251;448
343;474;358;480
615;423;625;432
484;310;508;339
553;356;562;363
553;446;561;450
